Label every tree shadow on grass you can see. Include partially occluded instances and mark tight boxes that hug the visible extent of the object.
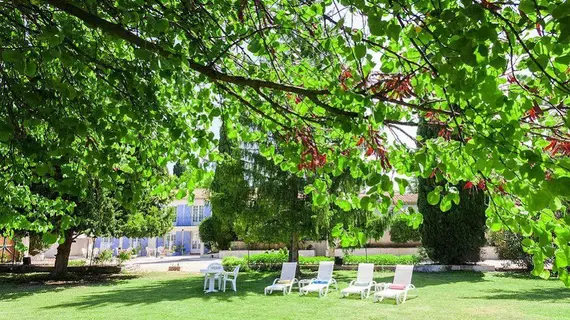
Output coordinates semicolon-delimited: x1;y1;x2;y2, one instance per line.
39;272;280;310
462;287;570;302
0;273;140;301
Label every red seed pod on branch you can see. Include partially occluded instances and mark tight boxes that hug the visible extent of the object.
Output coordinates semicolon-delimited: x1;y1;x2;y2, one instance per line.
526;102;543;121
544;139;570;156
477;179;487;191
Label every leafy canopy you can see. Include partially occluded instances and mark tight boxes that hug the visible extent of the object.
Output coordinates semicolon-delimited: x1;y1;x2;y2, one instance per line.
1;0;570;285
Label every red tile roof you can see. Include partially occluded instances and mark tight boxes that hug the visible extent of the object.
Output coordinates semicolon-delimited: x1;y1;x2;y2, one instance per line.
392;193;418;204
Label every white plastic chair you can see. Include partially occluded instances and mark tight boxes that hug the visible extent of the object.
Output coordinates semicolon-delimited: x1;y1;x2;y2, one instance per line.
203;262;225;291
157;246;164;257
340;263;376;299
373;265;417;304
265;262;298;295
221;266;240;292
299;261;337;298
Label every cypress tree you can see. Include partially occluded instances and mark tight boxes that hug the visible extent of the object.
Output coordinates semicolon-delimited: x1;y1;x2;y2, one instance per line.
417;121;488;264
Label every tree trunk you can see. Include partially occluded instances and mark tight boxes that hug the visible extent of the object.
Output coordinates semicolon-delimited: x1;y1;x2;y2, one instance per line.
51;230;74;278
328;241;336;258
288;232;299;262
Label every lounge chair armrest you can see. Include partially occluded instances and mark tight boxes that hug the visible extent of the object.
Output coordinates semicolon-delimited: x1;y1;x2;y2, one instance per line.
272;278;280;285
348;280;355;287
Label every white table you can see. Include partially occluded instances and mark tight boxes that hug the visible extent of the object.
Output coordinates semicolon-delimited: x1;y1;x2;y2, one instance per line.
200;269;222;293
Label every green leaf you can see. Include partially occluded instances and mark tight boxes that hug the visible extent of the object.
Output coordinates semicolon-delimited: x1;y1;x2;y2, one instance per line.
552;2;570;20
25;61;37;77
2;50;23;63
555;248;569;268
314;179;326;193
314;193;327;206
427;188;441;205
42;233;58;245
356;231;367;246
387;22;401;40
331;224;343;238
368;16;386;36
175;189;187;200
519;0;535;14
539;269;551;280
439;194;452;212
395;178;408;195
335;198;352;212
354;44;366;59
155;19;169;32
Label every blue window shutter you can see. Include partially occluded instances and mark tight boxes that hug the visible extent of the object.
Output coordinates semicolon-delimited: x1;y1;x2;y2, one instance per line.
176;205;184;226
122;237;130;249
94;238;101;248
185;205;192;225
204;204;211;218
157;236;164;248
184;231;191;254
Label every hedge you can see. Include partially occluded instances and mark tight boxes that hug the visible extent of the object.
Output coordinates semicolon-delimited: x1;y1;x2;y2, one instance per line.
342;254;421;265
221;252;418;270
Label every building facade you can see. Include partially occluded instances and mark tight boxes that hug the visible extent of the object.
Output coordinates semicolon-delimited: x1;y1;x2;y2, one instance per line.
93;189;211;256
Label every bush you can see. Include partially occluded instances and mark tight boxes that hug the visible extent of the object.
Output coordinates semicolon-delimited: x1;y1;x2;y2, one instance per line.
390;218;421;244
298;256;334;265
117;250;131;265
221;252;418;269
95;249;113;265
68;259;86;266
221;251;333;271
488;231;533;270
343;254;421;265
199;216;235;251
248;250;288;265
221;256;249;271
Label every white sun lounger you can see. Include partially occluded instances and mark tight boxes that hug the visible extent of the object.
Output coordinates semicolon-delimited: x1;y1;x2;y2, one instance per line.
373;264;417;304
340;263;376;299
264;262;298;295
299;261;337;298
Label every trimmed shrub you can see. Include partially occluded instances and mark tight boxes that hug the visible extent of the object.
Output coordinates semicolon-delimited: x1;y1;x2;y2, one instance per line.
221;256;249;271
298;256;334;265
248;251;288;264
343;254;421;265
221;252;334;271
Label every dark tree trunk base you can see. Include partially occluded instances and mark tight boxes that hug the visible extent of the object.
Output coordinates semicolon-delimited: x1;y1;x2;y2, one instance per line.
51;230;74;278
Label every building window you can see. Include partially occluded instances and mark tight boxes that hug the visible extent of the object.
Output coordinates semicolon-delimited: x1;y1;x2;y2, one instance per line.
192;205;204;223
131;238;141;250
165;233;176;251
192;240;200;250
101;237;112;250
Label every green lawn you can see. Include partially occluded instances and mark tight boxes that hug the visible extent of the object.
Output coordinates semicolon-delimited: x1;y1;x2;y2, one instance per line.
1;271;568;320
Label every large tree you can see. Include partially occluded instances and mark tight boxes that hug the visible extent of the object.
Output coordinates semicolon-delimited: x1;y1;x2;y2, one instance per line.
2;0;570;285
